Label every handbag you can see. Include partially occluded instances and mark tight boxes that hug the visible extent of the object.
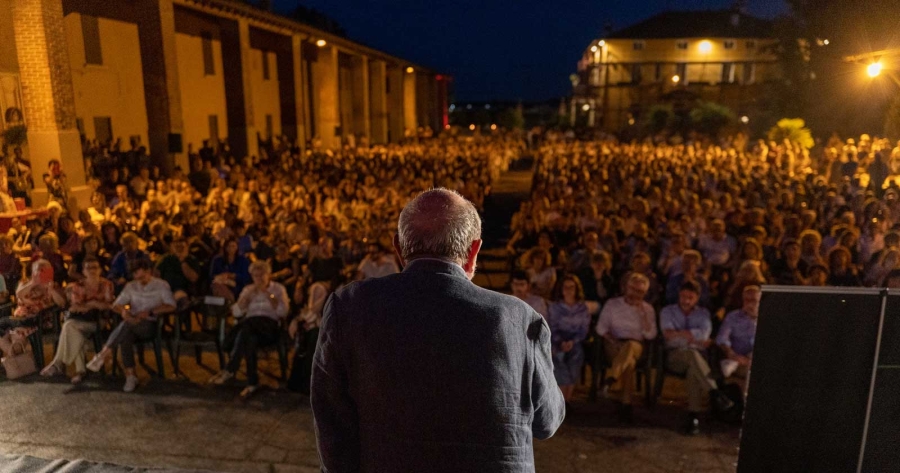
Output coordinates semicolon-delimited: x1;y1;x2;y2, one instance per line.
1;337;37;379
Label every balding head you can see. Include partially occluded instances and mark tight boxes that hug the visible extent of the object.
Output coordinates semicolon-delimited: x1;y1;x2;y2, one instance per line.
396;188;482;276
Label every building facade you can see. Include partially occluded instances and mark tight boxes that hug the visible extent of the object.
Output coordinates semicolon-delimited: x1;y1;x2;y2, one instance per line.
0;0;449;207
573;9;778;131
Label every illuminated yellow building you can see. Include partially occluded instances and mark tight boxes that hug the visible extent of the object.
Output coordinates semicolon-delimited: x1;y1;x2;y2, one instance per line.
0;0;449;208
573;9;779;131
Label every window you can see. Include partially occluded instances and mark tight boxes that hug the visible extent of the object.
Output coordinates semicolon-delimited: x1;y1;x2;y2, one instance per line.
631;64;642;84
654;63;662;82
676;63;687;82
385;76;391;94
262;51;270;80
81;15;102;65
202;32;215;76
676;41;688;50
633;41;645;51
743;63;756;84
93;117;112;144
208;115;219;145
265;114;273;139
722;63;736;83
724;40;735;50
746;40;757;50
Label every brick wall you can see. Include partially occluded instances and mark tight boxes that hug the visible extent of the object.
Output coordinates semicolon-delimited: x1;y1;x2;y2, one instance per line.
11;0;77;133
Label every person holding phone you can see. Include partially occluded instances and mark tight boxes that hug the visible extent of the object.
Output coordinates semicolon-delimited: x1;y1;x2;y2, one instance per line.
87;258;176;392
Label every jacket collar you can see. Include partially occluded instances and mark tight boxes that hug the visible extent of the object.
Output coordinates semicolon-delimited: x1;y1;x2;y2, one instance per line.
403;257;468;280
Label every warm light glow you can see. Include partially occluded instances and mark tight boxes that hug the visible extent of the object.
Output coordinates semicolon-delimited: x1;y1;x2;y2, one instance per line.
671;75;681;83
741;116;750;124
698;40;712;53
868;62;883;78
406;66;415;74
598;40;605;47
582;104;591;111
469;124;475;131
628;118;635;126
591;46;598;52
490;124;497;131
445;124;451;130
315;39;327;47
823;39;830;45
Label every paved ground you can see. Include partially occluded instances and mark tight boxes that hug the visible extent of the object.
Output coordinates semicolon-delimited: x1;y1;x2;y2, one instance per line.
0;371;740;473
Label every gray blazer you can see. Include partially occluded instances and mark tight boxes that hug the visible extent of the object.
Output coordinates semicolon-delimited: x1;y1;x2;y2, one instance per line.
311;258;565;472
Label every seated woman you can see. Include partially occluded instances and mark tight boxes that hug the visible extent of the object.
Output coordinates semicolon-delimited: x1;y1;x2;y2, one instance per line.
209;238;251;303
40;257;114;383
547;274;599;403
0;234;23;294
209;260;289;398
68;235;109;282
86;258;176;392
1;259;66;338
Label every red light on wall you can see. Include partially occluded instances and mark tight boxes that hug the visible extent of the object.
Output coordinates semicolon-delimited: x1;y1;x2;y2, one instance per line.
436;74;444;80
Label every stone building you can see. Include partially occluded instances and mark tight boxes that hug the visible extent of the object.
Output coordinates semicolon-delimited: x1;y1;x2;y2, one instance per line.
0;0;449;207
572;8;778;131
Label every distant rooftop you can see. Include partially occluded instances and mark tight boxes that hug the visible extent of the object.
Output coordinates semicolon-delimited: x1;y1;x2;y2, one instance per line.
606;10;774;40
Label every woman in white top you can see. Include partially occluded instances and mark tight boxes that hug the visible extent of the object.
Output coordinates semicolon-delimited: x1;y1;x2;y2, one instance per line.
209;260;289;398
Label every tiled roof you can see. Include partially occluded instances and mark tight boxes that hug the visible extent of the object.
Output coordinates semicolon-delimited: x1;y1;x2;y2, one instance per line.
606;10;773;39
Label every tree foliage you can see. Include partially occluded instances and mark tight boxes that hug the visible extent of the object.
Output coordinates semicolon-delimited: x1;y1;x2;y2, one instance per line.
643;104;674;135
689;101;735;138
767;118;814;149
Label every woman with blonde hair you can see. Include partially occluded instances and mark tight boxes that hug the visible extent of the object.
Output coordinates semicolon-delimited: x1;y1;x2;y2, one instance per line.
723;260;767;312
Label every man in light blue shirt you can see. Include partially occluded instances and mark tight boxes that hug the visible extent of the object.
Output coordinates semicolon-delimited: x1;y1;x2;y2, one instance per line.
717;285;760;380
660;280;732;435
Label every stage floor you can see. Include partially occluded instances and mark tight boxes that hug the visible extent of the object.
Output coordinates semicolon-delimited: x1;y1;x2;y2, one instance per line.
0;359;739;473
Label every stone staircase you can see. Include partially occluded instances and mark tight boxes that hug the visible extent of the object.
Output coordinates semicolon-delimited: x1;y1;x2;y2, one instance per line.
472;157;534;293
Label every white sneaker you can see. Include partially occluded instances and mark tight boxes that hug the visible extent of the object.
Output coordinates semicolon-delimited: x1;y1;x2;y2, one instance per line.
208;371;234;385
123;375;139;393
86;354;105;373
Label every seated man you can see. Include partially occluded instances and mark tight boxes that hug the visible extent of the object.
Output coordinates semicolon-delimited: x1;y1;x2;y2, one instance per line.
717;285;761;386
510;270;548;319
356;242;400;280
595;272;657;423
87;258;176;392
208;260;289;398
155;237;202;306
659;281;733;435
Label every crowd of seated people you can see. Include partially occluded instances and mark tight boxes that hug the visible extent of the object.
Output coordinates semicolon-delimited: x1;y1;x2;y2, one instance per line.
0;134;518;397
507;134;900;434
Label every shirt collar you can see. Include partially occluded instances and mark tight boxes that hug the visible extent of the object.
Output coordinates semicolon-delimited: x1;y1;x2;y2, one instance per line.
403;258;468;280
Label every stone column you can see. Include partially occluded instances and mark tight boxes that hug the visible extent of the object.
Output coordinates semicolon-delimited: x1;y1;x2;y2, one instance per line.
135;0;184;173
403;67;417;135
386;65;404;143
290;34;306;151
220;18;258;160
11;0;87;212
368;59;387;144
351;55;370;141
312;43;338;148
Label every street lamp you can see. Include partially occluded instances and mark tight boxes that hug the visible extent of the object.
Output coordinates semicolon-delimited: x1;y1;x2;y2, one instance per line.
315;39;327;47
672;75;681;84
698;40;712;53
868;62;884;78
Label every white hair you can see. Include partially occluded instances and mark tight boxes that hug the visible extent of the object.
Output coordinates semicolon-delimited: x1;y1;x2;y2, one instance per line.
397;188;482;265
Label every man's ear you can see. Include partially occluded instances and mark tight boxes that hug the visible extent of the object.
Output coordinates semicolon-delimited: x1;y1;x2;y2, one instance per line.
463;239;483;274
392;234;405;267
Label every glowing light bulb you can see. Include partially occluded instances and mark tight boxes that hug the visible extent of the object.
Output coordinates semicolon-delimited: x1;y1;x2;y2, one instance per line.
868;62;883;78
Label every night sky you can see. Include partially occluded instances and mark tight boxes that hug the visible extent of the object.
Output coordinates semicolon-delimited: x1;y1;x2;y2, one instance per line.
273;0;788;102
